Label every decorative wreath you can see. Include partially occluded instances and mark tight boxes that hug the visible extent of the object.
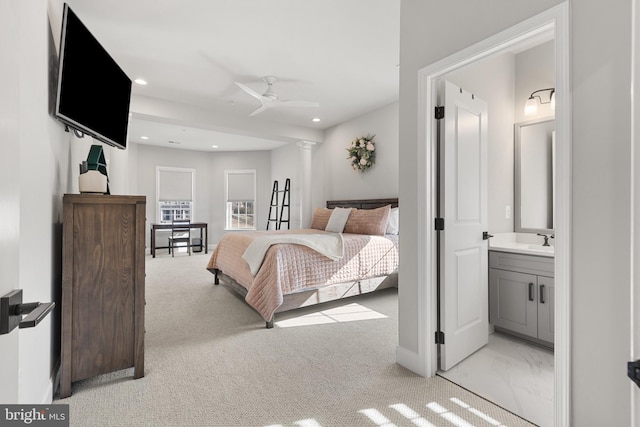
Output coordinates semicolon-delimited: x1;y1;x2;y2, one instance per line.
347;134;376;172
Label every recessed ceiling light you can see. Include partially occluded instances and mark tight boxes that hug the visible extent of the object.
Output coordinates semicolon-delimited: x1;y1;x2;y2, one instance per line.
140;136;148;140
312;118;321;122
211;145;219;149
134;78;147;85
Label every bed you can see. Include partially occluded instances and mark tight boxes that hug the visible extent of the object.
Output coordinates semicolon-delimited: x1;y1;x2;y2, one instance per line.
206;198;399;328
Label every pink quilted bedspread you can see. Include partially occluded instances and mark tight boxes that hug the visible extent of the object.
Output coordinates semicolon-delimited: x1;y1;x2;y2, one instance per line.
206;229;399;321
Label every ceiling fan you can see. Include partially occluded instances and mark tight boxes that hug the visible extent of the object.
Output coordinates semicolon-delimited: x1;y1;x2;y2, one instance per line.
235;76;319;117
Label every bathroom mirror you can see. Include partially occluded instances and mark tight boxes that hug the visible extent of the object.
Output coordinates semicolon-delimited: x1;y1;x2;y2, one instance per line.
514;118;555;234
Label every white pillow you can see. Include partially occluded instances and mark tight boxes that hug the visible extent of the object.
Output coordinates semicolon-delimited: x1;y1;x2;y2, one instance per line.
325;207;352;233
386;207;399;234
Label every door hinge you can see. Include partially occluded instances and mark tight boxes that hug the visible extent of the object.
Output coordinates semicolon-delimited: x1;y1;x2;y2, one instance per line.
435;331;445;344
435;106;445;120
628;360;640;388
435;218;444;231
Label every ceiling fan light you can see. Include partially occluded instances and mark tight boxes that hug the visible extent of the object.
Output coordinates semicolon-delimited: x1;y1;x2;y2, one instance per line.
524;97;538;115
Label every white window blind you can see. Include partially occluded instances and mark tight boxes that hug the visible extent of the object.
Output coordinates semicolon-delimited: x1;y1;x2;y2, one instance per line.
225;170;256;230
227;172;254;201
158;169;193;201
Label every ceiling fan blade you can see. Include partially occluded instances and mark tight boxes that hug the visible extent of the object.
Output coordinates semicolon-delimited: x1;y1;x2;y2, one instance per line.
235;82;263;101
249;105;269;117
278;100;320;108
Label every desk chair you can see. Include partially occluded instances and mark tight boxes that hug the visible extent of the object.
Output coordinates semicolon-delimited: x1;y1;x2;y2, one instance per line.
168;219;191;257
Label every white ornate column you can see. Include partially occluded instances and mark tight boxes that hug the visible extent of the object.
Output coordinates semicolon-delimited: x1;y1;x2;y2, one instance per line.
297;141;316;228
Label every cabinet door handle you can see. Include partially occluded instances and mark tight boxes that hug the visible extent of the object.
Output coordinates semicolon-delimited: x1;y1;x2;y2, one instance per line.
540;284;545;304
529;282;534;301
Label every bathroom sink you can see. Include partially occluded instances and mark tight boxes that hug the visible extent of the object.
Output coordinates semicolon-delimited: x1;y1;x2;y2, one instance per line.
528;244;554;252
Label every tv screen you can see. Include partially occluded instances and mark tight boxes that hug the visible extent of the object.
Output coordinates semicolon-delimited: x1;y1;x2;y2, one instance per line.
55;4;131;150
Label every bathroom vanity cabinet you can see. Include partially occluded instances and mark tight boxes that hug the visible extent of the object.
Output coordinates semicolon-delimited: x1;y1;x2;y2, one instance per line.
489;250;554;346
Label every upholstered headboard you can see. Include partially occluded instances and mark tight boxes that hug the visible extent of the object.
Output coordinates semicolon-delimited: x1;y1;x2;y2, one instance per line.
326;198;398;209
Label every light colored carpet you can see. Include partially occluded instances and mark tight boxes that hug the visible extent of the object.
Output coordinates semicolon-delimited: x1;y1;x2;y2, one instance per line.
55;251;536;427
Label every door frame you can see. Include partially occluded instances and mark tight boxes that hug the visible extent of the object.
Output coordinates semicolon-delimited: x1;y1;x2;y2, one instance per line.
632;0;640;420
415;3;570;426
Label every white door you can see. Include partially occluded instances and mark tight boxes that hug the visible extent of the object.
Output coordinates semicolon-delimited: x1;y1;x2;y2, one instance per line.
439;80;489;371
0;0;21;403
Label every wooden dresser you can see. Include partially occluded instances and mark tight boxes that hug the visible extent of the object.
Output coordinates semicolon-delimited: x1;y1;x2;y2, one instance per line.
60;194;146;398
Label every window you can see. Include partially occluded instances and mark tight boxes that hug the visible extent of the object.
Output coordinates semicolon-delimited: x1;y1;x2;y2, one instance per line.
227;201;254;229
157;167;195;223
225;170;256;230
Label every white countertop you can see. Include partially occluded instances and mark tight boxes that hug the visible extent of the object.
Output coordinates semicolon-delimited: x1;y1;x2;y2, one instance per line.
488;232;554;258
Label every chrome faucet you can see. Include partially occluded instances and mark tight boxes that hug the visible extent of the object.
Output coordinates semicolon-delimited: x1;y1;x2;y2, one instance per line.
537;233;554;246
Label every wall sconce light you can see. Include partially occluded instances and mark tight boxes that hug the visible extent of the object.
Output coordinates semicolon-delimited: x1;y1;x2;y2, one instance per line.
524;88;555;115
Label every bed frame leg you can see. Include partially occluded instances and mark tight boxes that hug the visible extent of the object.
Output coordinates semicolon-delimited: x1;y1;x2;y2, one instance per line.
266;318;274;329
214;270;219;285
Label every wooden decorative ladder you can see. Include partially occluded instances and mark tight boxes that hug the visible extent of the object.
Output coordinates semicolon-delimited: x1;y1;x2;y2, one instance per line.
266;178;290;230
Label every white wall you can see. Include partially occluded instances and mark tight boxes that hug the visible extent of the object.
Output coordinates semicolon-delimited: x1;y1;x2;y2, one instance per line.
445;52;515;233
321;102;399;201
399;0;633;424
515;41;555;123
0;0;70;404
571;1;632;424
270;143;302;229
105;141;135;195
136;144;271;246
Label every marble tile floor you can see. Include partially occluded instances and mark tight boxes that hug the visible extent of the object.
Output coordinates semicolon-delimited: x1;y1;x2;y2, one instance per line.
438;332;554;427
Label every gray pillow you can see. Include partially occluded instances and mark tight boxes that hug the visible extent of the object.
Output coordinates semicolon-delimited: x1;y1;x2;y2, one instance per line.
325;207;352;233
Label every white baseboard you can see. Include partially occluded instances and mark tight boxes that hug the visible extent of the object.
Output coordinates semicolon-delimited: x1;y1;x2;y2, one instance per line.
395;345;424;376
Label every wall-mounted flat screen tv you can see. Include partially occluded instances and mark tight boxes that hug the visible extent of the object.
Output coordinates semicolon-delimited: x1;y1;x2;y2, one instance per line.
55;3;131;150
